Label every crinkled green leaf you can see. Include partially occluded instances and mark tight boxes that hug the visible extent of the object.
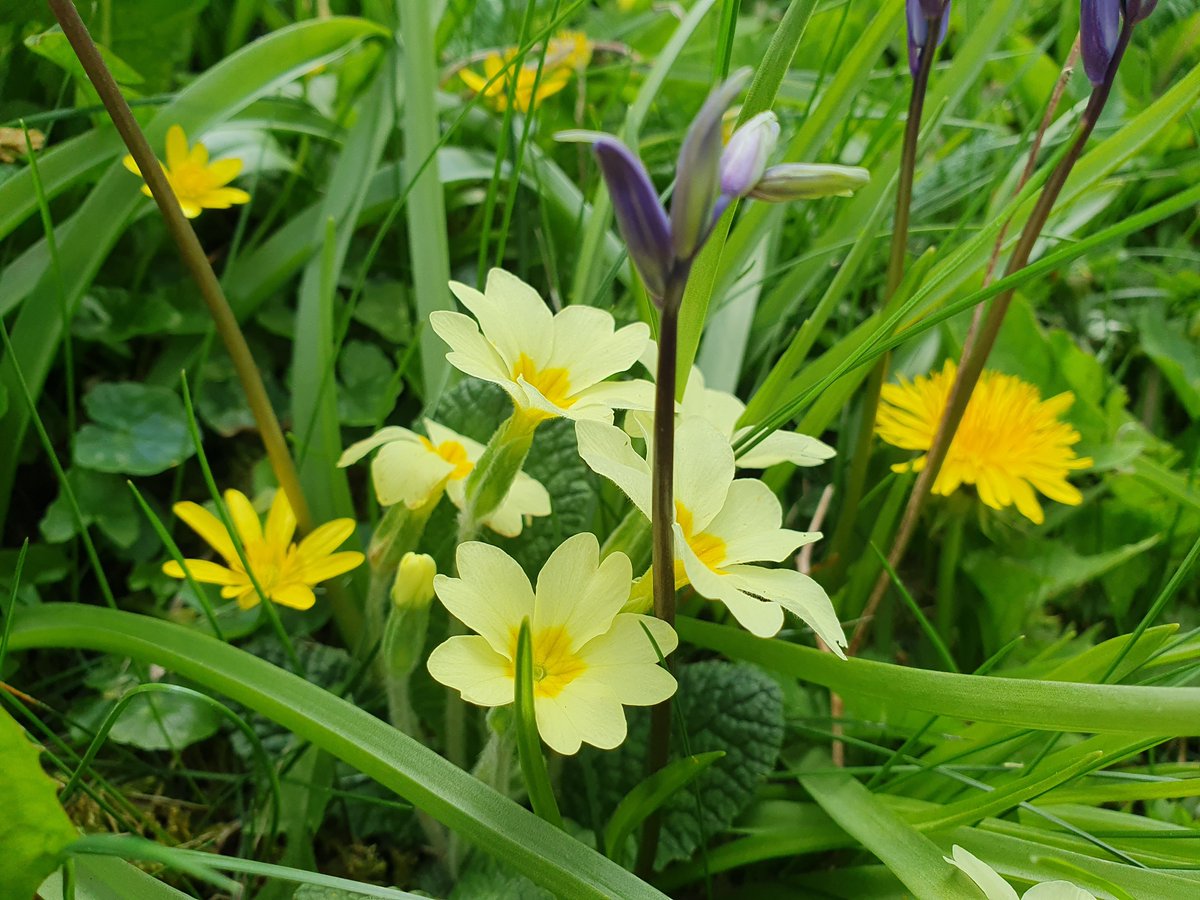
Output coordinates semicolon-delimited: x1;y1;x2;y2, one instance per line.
451;852;555;900
564;660;784;869
0;706;77;900
73;383;194;476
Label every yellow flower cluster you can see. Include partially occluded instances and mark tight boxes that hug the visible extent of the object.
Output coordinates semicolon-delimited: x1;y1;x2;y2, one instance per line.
459;31;592;113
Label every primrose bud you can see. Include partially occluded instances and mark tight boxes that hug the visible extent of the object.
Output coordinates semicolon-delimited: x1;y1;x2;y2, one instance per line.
1081;0;1121;84
748;164;870;202
593;136;672;299
720;111;780;199
392;552;436;610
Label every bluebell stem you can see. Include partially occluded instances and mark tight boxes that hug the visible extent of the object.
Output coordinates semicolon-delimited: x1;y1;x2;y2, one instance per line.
1081;0;1121;84
906;0;951;76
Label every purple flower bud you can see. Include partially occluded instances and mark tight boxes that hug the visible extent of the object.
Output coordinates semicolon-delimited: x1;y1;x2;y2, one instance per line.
720;111;780;199
669;68;752;260
592;137;673;299
1123;0;1157;23
1081;0;1121;84
906;0;952;76
748;164;870;202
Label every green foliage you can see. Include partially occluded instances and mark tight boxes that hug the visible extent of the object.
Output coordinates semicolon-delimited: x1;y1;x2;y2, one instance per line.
0;707;77;900
73;383;194;476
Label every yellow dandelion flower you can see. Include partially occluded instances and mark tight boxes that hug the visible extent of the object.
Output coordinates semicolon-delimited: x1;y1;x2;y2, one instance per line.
576;417;847;654
123;124;250;219
459;31;593;114
875;360;1093;525
337;418;550;537
163;489;363;610
430;268;653;427
427;533;677;755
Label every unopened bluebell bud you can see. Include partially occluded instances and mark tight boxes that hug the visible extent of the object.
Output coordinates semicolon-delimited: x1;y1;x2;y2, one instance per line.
593;136;673;299
720;111;780;199
748;164;870;202
669;68;752;259
1081;0;1121;84
906;0;952;76
1123;0;1157;23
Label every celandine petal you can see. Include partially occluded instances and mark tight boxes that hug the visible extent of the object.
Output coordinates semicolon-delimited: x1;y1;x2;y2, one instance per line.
224;489;263;545
163;558;241;585
298;551;364;585
172;501;239;564
296;518;355;560
264;489;297;548
272;583;317;610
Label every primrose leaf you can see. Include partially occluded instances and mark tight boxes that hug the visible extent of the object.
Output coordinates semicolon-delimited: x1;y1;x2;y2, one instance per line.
74;383;195;476
0;706;77;900
563;660;784;870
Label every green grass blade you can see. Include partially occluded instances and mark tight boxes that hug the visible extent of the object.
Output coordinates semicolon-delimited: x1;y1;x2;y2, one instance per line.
605;751;724;859
9;604;668;900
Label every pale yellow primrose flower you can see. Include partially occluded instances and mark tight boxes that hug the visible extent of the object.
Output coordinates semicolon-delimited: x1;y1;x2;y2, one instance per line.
337;419;549;537
429;268;654;426
576;417;847;654
123;124;250;219
946;846;1097;900
459;31;593;114
629;351;835;469
163;489;363;611
427;533;678;755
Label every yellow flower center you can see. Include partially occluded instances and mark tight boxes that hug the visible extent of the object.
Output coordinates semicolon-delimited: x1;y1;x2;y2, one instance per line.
512;352;575;409
674;501;727;579
240;540;293;595
508;624;588;698
419;436;474;480
169;163;212;201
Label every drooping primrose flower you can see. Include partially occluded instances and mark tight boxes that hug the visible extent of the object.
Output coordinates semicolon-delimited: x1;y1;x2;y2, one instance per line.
429;268;654;426
906;0;952;76
427;533;678;755
337;418;550;537
123;125;250;219
164;489;363;610
459;31;592;114
576;417;847;652
875;361;1093;525
628;352;836;470
946;845;1097;900
589;71;868;303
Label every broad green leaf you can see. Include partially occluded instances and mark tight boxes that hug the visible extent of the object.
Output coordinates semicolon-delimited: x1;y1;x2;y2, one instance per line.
0;707;77;900
73;383;194;477
40;469;140;549
105;689;222;751
678;617;1200;736
24;28;145;86
565;661;783;869
337;340;403;427
8;604;667;900
604;751;725;859
801;767;963;900
1137;304;1200;418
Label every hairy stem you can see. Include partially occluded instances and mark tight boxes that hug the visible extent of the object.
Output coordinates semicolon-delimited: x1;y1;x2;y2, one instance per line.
849;25;1133;656
45;0;314;535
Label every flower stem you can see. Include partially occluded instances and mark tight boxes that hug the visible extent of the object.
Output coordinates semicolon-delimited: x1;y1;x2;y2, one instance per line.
825;18;939;582
638;274;685;875
515;618;564;829
849;23;1134;656
46;0;314;537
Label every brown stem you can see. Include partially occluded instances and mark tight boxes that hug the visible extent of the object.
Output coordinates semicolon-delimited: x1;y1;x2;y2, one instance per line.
848;25;1132;657
47;0;314;534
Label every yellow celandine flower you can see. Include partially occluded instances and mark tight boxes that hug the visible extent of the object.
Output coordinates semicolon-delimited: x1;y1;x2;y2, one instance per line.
337;418;550;537
946;845;1096;900
123;124;250;219
576;416;848;654
875;360;1093;525
427;533;677;755
163;489;363;611
430;268;654;427
459;31;592;114
629;352;836;469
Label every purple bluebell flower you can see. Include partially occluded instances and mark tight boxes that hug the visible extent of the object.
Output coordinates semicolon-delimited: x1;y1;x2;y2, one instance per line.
720;112;780;199
1123;0;1157;23
593;137;673;299
1081;0;1121;84
906;0;952;76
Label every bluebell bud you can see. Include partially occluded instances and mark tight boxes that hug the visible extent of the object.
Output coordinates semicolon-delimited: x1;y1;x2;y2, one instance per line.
1081;0;1121;84
669;68;752;259
748;164;870;202
906;0;952;76
593;136;673;299
1123;0;1157;23
720;111;780;199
